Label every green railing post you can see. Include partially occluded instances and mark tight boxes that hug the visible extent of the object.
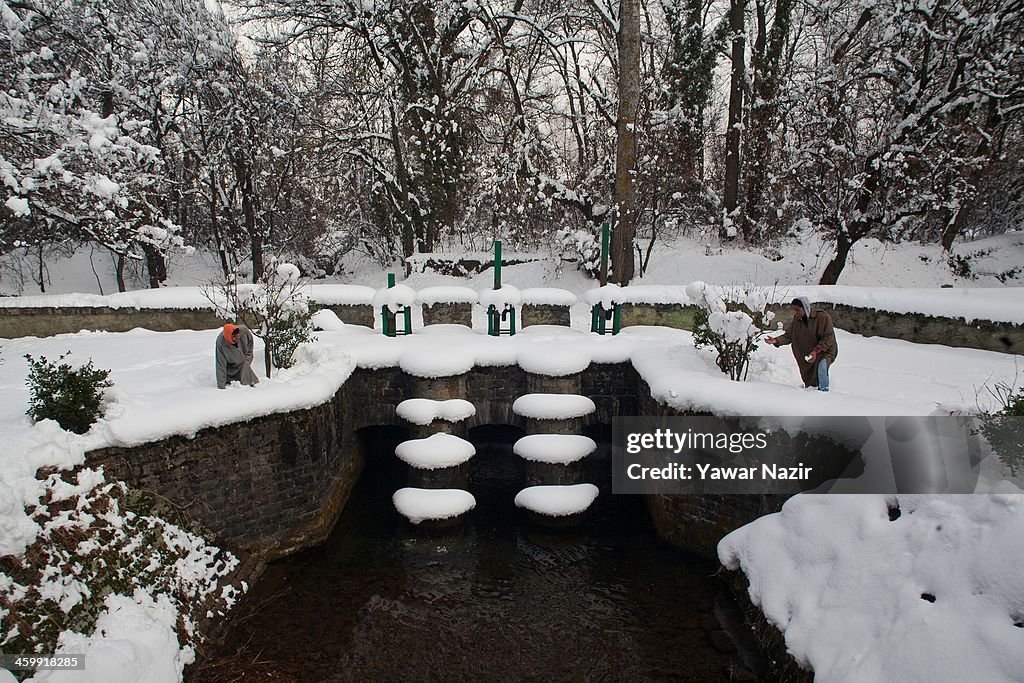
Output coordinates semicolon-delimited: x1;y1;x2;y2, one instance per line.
381;273;395;336
493;239;502;290
599;222;610;287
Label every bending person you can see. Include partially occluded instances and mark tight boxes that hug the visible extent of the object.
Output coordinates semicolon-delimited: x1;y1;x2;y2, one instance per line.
215;323;260;389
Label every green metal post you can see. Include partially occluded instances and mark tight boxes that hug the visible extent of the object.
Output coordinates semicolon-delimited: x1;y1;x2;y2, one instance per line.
382;273;396;337
599;222;610;287
493;239;502;290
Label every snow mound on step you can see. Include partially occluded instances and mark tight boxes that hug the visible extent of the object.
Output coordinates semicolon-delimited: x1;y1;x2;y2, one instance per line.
514;484;599;516
416;286;478;306
395;433;476;469
393;488;476;524
399;347;475;378
513;434;596;464
372;283;416;313
521;288;578;306
512;393;596;419
308;284;376;306
516;343;591;376
718;494;1024;682
396;398;476;425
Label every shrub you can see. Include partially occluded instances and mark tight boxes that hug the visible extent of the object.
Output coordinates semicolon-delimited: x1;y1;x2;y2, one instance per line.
687;282;776;381
269;308;316;369
24;352;112;434
980;381;1024;476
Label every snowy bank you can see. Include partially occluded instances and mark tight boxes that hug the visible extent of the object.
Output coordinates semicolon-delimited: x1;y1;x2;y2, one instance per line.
719;494;1024;682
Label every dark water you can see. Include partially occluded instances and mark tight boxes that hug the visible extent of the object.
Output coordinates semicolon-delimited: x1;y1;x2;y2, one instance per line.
201;427;759;682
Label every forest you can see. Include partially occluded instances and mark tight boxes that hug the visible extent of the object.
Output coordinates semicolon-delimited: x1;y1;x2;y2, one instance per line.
1;0;1022;289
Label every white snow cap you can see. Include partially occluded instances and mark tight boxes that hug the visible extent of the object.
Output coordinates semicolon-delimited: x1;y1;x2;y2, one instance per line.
393;488;476;524
307;284;376;306
372;283;416;313
478;285;522;308
512;393;596;420
583;283;623;309
516;343;591;377
5;196;29;216
276;262;301;282
514;483;599;516
416;286;479;306
399;347;475;378
396;398;476;426
513;434;596;464
520;288;578;306
394;432;476;469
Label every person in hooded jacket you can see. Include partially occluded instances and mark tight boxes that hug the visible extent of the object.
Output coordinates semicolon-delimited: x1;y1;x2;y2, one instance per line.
765;297;838;391
215;323;260;389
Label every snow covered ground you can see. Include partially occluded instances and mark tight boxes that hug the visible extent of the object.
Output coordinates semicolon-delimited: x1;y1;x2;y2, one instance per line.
719;494;1024;682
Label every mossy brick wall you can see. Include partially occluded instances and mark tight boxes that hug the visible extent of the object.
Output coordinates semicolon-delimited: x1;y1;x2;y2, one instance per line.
619;303;699;329
86;389;360;560
0;306;227;338
521;304;571;327
421;302;473;326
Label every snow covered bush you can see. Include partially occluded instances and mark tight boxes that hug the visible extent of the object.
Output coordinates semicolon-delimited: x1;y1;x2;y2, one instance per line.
24;352;112;434
557;225;601;277
686;282;775;381
0;469;241;667
980;382;1024;476
205;261;316;376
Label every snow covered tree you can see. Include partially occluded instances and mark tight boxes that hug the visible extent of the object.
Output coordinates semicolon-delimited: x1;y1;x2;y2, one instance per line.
782;0;1024;284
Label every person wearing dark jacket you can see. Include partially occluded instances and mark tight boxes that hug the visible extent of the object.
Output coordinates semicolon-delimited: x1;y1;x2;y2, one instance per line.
765;296;838;391
215;323;259;389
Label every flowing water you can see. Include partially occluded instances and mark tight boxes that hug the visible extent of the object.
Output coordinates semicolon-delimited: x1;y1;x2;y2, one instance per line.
197;427;762;682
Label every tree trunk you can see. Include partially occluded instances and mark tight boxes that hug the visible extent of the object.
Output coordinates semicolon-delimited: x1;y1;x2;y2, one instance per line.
115;252;127;293
142;242;166;288
819;230;852;285
611;0;641;285
722;0;746;235
38;243;45;293
940;206;970;252
209;173;230;277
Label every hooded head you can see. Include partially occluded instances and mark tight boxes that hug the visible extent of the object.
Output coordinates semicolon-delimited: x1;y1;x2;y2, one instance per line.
222;323;241;344
790;297;811;319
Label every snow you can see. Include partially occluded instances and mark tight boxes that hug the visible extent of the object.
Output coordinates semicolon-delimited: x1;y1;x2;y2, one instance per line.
583;283;623;309
276;262;300;282
478;285;522;308
520;288;578;306
719;494;1024;682
512;393;596;419
396;398;476;425
415;286;478;306
372;283;416;313
4;196;29;216
392;488;476;524
398;345;476;378
514;483;599;516
394;433;476;469
305;285;376;306
516;343;592;376
310;309;345;331
513;434;596;464
26;591;192;683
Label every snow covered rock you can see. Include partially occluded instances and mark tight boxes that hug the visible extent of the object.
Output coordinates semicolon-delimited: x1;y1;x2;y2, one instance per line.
512;393;596;420
399;347;475;378
513;434;596;464
394;433;476;469
392;488;476;524
514;483;599;516
310;309;345;331
396;398;476;426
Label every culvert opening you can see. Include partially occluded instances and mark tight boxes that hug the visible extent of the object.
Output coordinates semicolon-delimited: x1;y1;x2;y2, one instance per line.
196;423;764;682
